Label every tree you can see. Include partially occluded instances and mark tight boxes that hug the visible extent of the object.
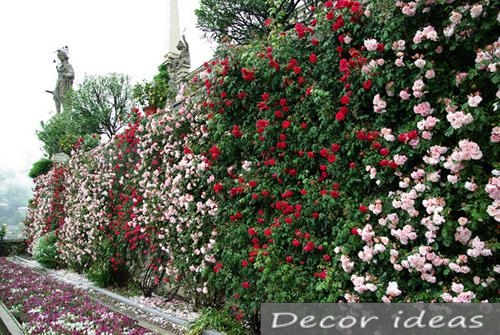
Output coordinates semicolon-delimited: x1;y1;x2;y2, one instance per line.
196;0;319;44
132;64;174;109
36;109;83;156
67;73;134;139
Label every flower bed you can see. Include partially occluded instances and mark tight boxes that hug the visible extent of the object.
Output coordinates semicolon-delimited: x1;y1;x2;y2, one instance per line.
0;257;154;334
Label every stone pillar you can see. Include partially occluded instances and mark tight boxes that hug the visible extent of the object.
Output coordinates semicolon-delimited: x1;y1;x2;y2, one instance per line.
164;0;191;92
166;0;181;58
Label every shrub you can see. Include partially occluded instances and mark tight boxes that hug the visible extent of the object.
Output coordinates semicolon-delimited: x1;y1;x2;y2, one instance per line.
28;158;53;179
185;308;251;335
86;260;114;288
32;231;58;268
193;0;499;326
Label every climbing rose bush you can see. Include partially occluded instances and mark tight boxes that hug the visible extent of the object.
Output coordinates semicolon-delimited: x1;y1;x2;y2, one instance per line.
26;165;67;254
26;0;499;330
190;0;499;325
129;99;218;298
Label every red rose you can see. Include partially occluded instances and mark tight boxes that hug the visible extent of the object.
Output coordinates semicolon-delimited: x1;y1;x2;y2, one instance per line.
331;143;341;152
335;111;345;121
213;183;223;193
303;241;315;252
379;148;390;156
398;133;409;143
241;68;255;81
340;95;350;105
242;281;250;289
231;125;243;138
248;227;257;236
359;204;368;213
309;53;318;64
363;79;372;90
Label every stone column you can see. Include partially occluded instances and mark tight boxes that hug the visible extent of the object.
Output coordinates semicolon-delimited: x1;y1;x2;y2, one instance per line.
166;0;181;58
163;0;191;92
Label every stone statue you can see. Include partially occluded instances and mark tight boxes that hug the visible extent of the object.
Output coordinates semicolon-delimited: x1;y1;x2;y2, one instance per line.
47;46;74;113
174;34;190;72
165;35;191;91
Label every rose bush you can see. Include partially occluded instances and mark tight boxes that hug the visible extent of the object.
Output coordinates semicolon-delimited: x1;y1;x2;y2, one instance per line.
191;0;499;327
26;0;498;331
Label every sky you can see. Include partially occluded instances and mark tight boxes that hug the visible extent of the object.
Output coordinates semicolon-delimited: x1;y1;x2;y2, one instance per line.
0;0;214;189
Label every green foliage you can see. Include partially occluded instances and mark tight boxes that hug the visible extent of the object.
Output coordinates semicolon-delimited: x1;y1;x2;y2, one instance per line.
86;260;114;288
185;308;251;335
196;0;320;44
32;231;58;268
67;73;134;139
36;110;82;156
133;64;174;109
28;158;53;179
